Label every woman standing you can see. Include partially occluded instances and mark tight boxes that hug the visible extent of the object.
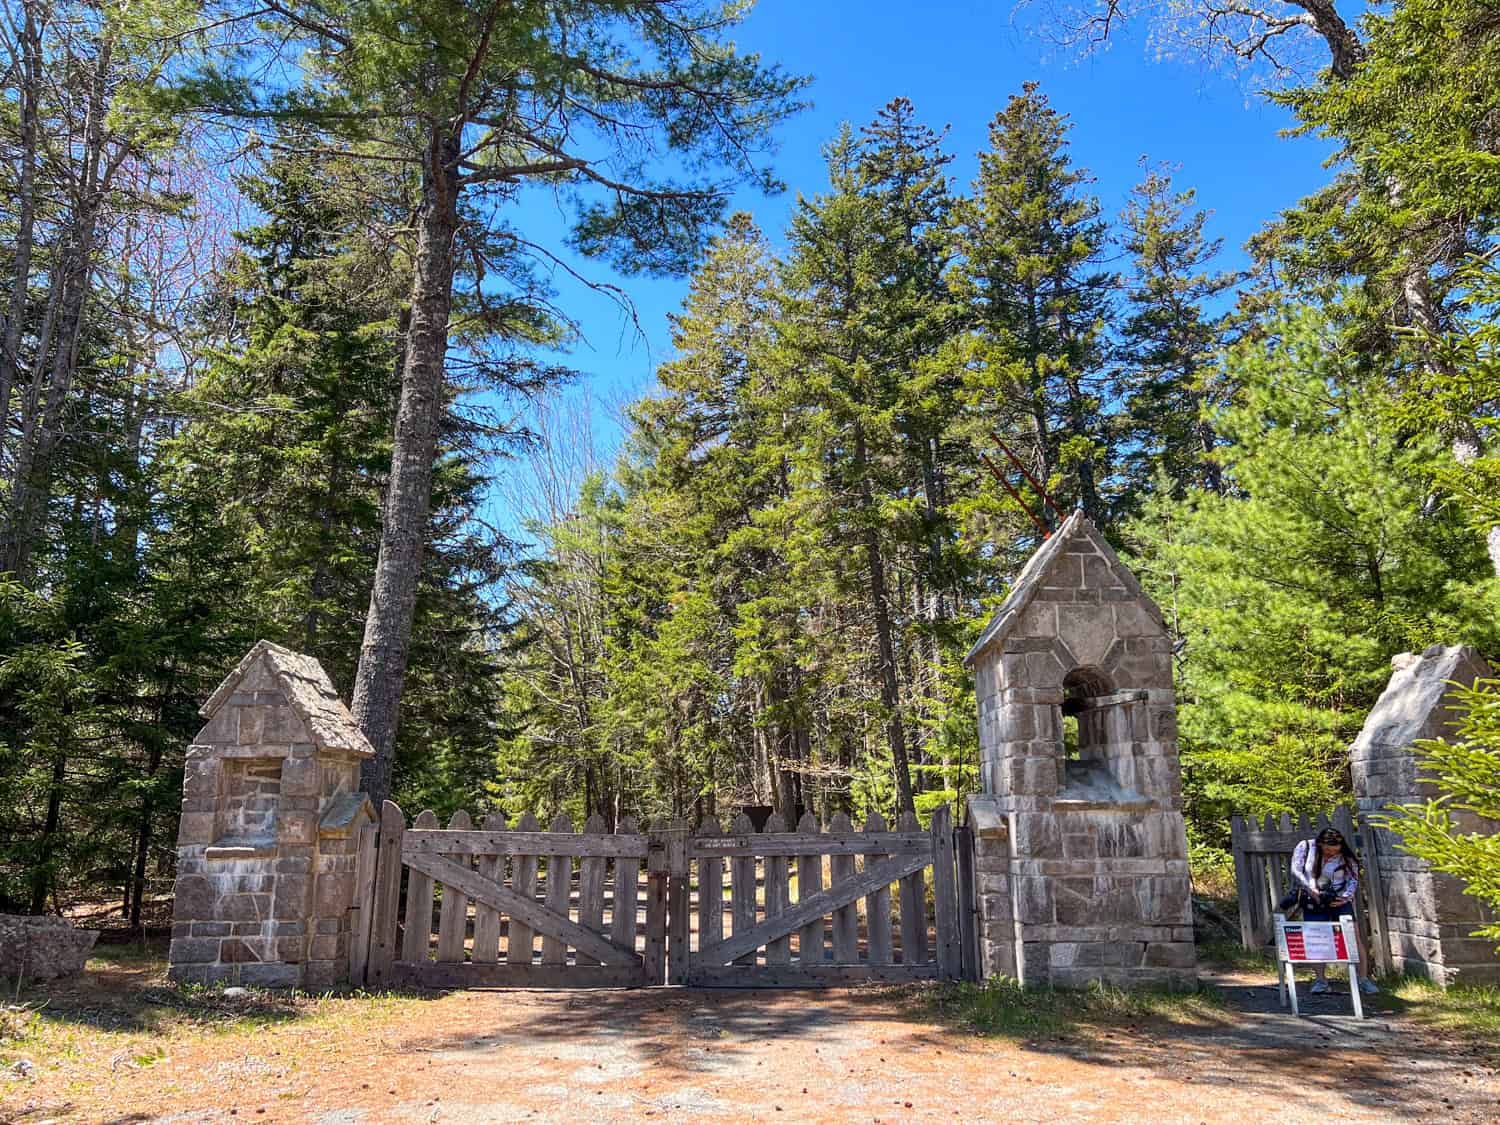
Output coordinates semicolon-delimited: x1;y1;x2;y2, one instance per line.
1291;827;1380;994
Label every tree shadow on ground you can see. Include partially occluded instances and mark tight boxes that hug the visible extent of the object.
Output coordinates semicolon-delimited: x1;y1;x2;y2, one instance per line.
4;940;445;1037
388;963;1496;1122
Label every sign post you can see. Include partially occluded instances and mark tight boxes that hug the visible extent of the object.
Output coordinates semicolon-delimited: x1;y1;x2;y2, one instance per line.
1274;913;1364;1018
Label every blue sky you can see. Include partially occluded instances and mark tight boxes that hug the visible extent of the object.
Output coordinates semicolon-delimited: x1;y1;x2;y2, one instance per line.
487;0;1334;530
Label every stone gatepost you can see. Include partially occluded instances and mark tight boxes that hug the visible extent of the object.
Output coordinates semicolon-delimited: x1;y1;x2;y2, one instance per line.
964;512;1196;988
169;641;375;989
1351;644;1500;984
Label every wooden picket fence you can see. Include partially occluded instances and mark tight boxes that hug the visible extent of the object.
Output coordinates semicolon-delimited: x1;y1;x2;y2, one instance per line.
1229;805;1394;976
349;801;977;989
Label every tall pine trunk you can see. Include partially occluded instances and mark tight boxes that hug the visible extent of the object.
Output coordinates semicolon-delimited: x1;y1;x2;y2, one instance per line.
352;126;460;806
0;2;41;457
854;422;916;819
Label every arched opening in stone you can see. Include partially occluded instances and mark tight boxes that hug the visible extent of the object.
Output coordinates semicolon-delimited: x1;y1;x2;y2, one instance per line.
1059;666;1115;790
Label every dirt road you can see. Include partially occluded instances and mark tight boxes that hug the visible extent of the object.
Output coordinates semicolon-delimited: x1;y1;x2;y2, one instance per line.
3;963;1496;1123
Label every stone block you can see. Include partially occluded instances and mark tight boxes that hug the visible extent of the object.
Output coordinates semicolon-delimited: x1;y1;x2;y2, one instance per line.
182;757;221;799
264;705;311;744
173;875;216;919
273;875;312;917
219;938;266;963
1094;820;1145;859
177;812;217;846
1020;756;1059;797
1144;941;1196;969
314;871;355;916
1138;877;1192;925
195;708;237;744
237;705;265;744
220;893;271;923
280;755;319;798
303;959;344;990
1016;602;1057;641
978;873;1011;898
1063;833;1098;860
1014;813;1061;858
238;962;301;989
167;936;221;964
168;962;217;985
1015;877;1054;924
277;810;319;846
1056;604;1115;669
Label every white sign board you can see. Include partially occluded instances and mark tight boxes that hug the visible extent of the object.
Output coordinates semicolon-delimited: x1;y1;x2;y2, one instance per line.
1274;914;1364;1019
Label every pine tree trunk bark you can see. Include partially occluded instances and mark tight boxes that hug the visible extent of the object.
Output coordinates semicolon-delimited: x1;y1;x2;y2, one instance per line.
0;2;42;461
854;423;917;819
352;126;460;807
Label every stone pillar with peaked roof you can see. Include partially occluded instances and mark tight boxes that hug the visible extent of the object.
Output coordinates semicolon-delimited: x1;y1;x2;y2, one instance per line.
964;513;1196;988
169;641;375;989
1351;644;1500;984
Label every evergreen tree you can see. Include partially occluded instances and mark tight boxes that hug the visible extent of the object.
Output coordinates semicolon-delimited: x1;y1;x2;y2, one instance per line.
183;0;808;806
1127;303;1500;847
1116;165;1241;503
956;83;1116;526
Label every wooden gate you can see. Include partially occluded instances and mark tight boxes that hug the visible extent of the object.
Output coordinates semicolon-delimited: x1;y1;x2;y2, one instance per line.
351;800;977;989
355;802;662;989
681;804;974;987
1229;805;1393;976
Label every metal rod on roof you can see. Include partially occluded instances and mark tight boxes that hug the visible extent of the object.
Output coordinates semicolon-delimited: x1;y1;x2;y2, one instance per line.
978;451;1051;539
990;432;1066;524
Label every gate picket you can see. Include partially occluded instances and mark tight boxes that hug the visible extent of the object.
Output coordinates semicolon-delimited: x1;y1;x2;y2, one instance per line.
828;812;858;962
897;810;927;964
795;811;825;966
472;811;506;964
764;814;790;964
864;811;892;965
612;816;642;956
508;812;540;965
577;813;608;966
542;814;572;966
366;800;406;986
698;816;724;950
436;809;474;963
402;809;440;963
730;812;757;967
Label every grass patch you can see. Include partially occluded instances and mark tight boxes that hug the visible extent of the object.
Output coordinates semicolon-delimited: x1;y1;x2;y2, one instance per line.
1196;937;1277;972
920;976;1225;1040
1380;977;1500;1058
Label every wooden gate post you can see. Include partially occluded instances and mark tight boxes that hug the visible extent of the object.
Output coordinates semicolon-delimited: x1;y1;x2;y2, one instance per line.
954;822;979;982
1230;815;1256;951
644;827;669;985
661;819;690;985
366;800;406;987
930;804;962;980
348;819;379;986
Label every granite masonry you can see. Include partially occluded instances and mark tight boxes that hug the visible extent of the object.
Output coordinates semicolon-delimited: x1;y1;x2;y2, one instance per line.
168;640;375;989
1350;644;1500;985
0;914;99;983
964;512;1196;989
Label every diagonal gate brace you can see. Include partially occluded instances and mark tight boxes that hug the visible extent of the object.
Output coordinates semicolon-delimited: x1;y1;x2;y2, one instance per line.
695;851;931;966
403;851;641;968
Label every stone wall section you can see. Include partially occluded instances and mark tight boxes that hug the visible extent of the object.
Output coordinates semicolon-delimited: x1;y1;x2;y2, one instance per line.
169;641;373;989
1350;644;1500;984
966;513;1195;989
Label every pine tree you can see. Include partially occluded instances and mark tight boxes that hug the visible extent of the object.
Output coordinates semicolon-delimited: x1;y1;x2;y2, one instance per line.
1116;165;1241;504
956;83;1117;527
182;0;809;806
1126;303;1500;846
